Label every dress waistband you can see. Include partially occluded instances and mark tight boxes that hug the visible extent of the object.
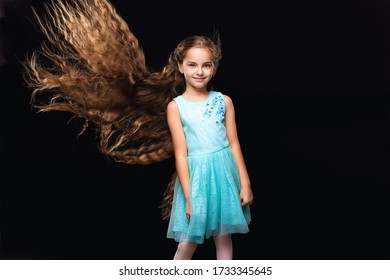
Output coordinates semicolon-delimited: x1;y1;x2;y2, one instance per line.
187;146;230;158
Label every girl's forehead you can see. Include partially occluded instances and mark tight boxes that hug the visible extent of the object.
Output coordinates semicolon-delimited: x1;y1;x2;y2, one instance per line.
184;47;212;60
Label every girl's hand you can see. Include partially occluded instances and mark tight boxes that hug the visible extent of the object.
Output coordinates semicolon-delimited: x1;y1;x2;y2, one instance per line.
186;201;191;219
240;186;254;206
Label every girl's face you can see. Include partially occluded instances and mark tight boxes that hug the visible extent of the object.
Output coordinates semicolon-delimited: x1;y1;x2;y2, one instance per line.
179;47;214;91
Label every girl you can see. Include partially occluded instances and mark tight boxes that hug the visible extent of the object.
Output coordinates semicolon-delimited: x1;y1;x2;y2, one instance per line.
164;36;253;259
22;0;253;259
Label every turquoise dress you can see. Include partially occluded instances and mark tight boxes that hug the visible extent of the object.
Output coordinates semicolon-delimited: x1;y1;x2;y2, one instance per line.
166;91;251;244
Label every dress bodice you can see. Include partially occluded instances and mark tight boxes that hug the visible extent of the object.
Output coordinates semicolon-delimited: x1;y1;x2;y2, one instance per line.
173;91;229;156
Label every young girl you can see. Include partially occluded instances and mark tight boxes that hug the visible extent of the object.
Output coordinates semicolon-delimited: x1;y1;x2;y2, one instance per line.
22;0;253;259
163;36;253;259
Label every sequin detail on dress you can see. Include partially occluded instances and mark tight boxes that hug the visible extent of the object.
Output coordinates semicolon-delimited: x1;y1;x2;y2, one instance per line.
203;94;225;125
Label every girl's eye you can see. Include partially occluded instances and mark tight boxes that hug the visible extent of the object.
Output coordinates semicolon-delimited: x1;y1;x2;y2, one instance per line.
188;63;196;67
204;64;212;68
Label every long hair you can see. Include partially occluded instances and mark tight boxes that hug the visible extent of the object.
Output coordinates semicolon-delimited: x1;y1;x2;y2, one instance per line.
22;0;222;219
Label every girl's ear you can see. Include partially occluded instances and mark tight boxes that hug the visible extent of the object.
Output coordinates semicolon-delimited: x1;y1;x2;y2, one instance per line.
178;63;183;74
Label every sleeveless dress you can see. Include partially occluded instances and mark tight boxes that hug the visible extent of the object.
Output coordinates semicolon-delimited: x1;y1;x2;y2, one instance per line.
166;90;251;244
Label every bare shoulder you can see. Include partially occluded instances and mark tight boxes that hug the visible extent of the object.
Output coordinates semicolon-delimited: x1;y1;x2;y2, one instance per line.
167;99;179;113
221;93;234;107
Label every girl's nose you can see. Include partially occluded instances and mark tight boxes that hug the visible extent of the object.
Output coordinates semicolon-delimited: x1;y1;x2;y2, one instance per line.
196;67;203;75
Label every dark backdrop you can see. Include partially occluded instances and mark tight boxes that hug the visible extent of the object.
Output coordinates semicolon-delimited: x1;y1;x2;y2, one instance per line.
1;0;389;260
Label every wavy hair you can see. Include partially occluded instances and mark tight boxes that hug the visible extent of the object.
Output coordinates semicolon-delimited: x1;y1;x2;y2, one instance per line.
22;0;222;219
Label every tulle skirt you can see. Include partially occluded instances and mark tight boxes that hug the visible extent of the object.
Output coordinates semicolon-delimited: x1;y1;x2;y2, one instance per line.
166;146;251;244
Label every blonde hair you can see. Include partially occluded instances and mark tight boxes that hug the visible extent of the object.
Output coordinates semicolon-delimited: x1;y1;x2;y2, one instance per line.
23;0;222;219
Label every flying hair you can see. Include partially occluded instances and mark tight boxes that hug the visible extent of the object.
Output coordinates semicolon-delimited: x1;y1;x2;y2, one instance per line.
22;0;222;219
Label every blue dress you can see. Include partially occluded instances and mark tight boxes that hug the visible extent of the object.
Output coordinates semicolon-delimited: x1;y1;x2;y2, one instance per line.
166;91;251;244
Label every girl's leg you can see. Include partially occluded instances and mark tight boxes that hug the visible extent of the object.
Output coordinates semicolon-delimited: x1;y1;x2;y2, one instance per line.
213;234;233;260
173;242;198;260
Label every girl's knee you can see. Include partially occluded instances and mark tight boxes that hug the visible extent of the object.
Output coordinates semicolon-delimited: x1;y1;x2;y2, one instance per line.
214;234;232;243
177;242;197;251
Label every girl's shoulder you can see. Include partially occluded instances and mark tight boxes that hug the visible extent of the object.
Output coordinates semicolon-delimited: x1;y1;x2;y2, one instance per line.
167;99;179;112
210;91;234;111
210;90;230;100
212;91;232;106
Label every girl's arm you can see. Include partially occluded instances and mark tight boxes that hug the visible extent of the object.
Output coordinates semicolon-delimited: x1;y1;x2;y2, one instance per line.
167;100;192;218
223;94;254;206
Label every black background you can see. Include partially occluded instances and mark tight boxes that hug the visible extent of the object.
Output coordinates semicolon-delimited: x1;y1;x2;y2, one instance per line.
1;0;390;260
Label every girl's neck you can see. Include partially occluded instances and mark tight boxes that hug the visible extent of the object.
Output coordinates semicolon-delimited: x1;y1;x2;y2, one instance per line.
182;90;209;102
